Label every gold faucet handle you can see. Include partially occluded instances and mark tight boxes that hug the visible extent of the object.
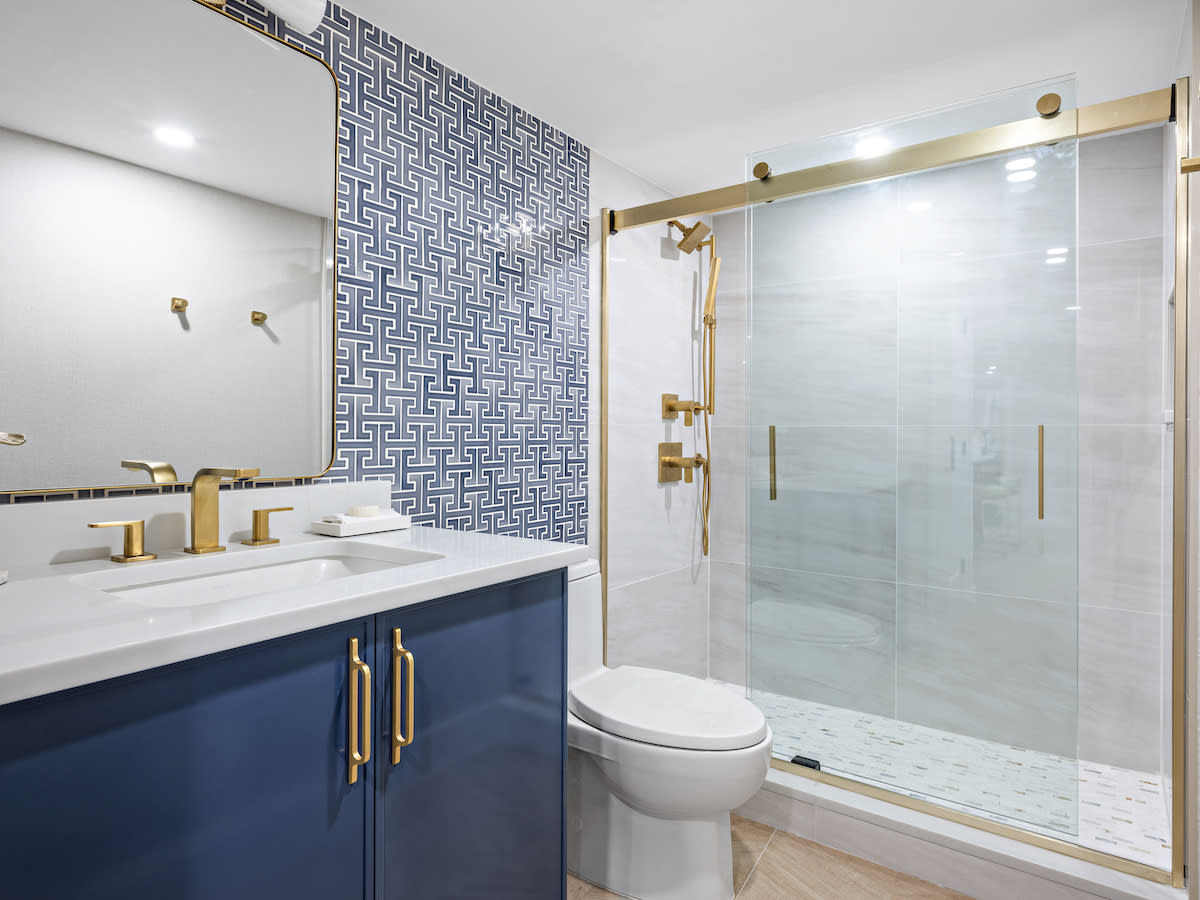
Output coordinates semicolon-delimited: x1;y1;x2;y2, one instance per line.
242;507;293;546
121;459;179;484
88;520;157;563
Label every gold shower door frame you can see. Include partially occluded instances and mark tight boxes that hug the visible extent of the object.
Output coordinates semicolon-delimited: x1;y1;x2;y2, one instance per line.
599;79;1191;887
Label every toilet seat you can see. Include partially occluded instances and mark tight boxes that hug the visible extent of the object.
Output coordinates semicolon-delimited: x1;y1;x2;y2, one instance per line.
569;666;767;751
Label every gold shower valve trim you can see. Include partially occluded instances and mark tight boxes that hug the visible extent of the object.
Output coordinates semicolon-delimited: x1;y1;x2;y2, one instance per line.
658;442;705;484
662;393;704;426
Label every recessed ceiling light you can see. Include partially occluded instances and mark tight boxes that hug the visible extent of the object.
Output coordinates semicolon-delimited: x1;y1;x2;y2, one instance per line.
1006;157;1036;171
855;137;892;159
1007;170;1037;183
906;201;932;214
154;126;195;149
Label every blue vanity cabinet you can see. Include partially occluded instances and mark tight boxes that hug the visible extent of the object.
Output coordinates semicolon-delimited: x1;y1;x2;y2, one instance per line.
0;570;567;900
373;570;567;900
0;618;374;900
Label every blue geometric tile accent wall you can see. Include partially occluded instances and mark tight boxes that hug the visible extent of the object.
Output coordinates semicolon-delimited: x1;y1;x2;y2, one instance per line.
2;0;590;546
232;0;590;545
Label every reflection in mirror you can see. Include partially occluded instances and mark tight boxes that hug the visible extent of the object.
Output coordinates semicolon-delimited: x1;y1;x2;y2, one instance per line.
0;0;337;493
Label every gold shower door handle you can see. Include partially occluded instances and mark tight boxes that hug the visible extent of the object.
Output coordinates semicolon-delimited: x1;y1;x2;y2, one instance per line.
391;628;416;764
348;637;372;785
1037;425;1045;520
769;426;777;501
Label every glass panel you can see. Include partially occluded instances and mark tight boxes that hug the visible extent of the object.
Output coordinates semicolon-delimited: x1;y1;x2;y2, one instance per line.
746;84;1080;838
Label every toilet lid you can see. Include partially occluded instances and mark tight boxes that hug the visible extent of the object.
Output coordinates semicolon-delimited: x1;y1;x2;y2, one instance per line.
569;666;768;751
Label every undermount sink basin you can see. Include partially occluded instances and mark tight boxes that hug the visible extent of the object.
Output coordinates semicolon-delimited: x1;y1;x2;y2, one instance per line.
72;541;443;608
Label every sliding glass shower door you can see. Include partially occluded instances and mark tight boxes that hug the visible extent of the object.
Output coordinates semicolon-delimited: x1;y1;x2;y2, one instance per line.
746;104;1079;835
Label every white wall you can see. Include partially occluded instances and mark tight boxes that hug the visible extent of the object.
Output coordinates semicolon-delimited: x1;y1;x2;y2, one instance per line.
589;153;710;677
0;127;331;490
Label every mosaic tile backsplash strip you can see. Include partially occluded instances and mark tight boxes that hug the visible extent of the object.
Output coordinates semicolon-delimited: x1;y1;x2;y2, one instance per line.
4;0;591;548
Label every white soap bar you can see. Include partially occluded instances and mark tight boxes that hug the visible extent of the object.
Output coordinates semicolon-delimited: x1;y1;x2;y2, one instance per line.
311;511;411;537
347;505;380;517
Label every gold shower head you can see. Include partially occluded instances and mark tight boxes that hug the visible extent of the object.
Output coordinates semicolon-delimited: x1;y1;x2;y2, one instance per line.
669;219;712;254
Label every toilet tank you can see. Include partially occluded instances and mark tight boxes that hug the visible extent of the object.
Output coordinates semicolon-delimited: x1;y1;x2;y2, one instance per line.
567;560;603;684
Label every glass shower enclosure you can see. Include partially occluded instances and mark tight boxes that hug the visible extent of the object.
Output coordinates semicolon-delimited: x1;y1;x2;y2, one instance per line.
746;86;1082;838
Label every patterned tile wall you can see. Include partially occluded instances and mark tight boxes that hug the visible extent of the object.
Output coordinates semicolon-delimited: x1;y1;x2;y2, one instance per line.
3;0;591;546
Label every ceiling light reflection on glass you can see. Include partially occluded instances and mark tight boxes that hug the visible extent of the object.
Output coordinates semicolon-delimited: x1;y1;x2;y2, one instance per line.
1046;247;1069;256
854;137;892;159
153;125;195;149
1007;170;1036;183
1005;157;1036;171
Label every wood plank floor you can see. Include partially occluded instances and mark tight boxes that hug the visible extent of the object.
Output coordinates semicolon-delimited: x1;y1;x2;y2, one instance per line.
567;814;974;899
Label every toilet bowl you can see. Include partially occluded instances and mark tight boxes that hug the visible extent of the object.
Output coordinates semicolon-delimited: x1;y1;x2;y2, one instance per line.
565;560;772;900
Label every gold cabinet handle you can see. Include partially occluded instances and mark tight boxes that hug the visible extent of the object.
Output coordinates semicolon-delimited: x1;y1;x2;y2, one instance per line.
391;628;415;764
88;520;157;563
241;506;294;546
348;637;371;785
1037;425;1045;520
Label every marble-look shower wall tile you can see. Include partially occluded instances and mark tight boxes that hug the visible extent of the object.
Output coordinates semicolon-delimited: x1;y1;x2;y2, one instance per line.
749;567;896;718
1077;238;1167;426
749;181;900;285
607;564;709;678
897;254;1077;429
606;422;704;589
714;292;747;430
749;278;897;429
608;226;704;428
749;426;897;581
895;144;1076;263
710;425;746;564
1078;425;1165;614
898;425;1078;605
1078;127;1166;246
710;560;747;685
1078;604;1161;773
896;584;1076;757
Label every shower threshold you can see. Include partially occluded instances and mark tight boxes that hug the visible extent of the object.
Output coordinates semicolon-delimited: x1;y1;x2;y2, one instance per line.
715;682;1170;872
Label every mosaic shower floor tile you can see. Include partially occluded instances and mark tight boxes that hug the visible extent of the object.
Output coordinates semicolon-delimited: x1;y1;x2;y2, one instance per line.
714;682;1170;871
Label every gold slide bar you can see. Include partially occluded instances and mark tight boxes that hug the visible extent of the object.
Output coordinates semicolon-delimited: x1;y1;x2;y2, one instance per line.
611;89;1174;233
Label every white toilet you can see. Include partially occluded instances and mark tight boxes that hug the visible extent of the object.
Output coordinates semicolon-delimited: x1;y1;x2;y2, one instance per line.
566;560;773;900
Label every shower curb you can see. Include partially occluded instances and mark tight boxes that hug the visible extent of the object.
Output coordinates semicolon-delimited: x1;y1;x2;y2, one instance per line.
737;766;1183;900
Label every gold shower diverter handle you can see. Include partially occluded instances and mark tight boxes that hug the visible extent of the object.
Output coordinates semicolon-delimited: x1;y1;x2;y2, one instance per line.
658;442;706;484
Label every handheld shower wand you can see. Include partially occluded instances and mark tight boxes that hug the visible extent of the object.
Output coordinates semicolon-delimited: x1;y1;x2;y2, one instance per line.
667;220;721;556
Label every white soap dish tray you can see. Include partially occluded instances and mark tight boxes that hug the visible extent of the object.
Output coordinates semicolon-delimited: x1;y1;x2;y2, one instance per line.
311;512;411;537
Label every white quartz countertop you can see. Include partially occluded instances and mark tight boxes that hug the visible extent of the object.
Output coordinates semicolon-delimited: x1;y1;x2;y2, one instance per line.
0;526;587;706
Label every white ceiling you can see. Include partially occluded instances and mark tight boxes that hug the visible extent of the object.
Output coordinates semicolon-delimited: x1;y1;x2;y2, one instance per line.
342;0;1188;196
1;0;336;218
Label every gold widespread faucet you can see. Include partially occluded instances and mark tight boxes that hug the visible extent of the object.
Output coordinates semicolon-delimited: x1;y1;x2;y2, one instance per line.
185;467;260;554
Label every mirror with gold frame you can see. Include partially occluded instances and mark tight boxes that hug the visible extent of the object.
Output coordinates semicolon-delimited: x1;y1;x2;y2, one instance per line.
0;0;338;493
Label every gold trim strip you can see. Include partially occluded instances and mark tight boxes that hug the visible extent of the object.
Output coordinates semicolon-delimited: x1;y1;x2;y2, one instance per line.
599;209;611;666
769;759;1175;885
3;0;341;498
1171;76;1190;892
611;89;1173;233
